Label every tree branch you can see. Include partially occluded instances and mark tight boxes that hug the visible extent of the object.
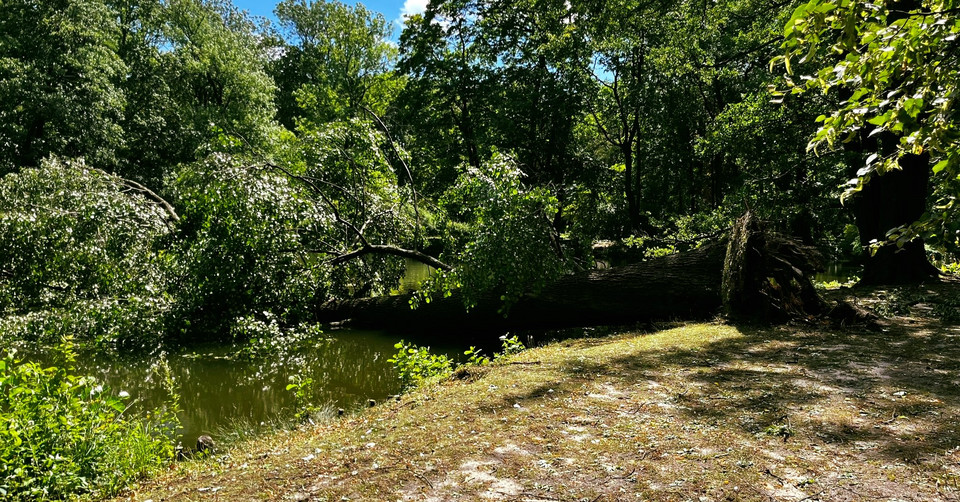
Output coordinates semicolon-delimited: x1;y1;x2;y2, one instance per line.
331;244;453;271
266;162;451;272
363;106;423;244
82;167;180;226
265;161;371;247
118;177;180;223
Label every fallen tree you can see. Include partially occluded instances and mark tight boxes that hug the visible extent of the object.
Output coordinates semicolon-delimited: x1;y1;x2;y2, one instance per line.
315;212;861;335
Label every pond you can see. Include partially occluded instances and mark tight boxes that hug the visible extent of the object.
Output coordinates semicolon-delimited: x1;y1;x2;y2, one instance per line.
9;259;585;450
814;261;863;283
14;328;465;450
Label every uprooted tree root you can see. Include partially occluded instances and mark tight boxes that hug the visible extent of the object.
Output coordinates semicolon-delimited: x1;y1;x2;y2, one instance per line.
721;210;879;328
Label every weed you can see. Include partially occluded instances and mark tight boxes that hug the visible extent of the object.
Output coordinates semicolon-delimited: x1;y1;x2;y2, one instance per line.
494;334;526;360
0;338;178;500
941;262;960;278
462;335;526;367
286;375;316;422
463;346;490;366
388;341;454;391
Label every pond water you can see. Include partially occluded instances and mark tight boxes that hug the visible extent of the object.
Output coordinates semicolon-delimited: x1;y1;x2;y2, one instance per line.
9;259;585;449
814;262;862;283
15;329;464;450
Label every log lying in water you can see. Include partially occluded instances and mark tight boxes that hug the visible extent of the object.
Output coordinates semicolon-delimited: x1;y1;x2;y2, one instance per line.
316;212;833;335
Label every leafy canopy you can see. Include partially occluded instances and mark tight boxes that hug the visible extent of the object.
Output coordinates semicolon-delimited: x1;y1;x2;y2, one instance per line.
780;0;960;252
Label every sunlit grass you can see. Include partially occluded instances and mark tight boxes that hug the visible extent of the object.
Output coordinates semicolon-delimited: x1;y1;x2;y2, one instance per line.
123;300;960;501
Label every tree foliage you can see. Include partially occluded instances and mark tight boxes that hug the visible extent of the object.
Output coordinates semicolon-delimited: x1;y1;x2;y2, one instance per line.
430;153;565;310
0;0;126;173
166;154;323;339
0;159;171;344
0;0;954;352
271;0;399;127
781;0;960;254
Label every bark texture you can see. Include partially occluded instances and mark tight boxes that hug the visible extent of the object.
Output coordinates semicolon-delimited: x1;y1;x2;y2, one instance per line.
722;211;825;321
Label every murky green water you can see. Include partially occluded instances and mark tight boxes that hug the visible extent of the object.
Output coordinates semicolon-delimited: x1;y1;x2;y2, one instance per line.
15;329;461;449
814;262;862;283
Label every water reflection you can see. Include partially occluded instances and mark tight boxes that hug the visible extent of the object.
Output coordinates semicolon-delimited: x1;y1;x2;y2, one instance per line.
17;330;441;447
814;262;862;283
398;258;434;293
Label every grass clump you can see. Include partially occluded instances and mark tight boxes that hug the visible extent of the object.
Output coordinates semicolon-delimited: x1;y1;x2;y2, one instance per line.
0;338;179;501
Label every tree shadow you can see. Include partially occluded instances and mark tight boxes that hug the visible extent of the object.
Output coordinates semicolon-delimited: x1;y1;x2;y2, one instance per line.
485;315;960;479
606;320;960;466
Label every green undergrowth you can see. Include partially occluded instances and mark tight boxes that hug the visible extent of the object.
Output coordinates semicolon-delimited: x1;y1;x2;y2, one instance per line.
0;338;179;501
388;334;526;391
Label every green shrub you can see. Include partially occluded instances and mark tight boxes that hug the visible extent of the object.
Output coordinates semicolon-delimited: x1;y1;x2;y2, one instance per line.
392;336;527;392
494;334;525;360
388;341;453;391
0;339;179;500
285;374;316;422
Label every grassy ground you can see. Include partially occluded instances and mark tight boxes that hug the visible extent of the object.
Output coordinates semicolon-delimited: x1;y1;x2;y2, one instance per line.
119;284;960;501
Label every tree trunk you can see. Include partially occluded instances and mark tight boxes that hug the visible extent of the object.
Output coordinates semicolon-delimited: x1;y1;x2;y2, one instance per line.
315;213;833;335
316;241;727;336
722;211;826;321
851;151;940;284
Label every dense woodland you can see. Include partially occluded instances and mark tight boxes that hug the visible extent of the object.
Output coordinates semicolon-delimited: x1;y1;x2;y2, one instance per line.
0;0;957;347
1;0;959;499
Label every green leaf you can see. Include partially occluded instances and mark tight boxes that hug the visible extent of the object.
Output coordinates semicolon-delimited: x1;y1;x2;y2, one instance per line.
106;397;125;413
867;112;890;126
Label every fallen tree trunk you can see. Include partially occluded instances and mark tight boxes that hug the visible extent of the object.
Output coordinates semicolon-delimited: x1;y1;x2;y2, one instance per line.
315;212;843;336
316;241;727;334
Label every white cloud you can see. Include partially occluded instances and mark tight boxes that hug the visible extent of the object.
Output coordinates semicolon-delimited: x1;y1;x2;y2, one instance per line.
401;0;429;17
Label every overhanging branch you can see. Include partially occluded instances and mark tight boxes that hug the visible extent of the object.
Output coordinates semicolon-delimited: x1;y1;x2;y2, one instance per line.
82;167;180;226
331;244;453;272
118;177;180;224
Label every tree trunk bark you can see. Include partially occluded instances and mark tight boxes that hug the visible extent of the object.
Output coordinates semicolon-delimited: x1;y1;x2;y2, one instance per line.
851;151;940;284
722;211;825;321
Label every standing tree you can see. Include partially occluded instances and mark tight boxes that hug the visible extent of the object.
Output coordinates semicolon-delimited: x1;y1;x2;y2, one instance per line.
0;0;126;173
161;0;278;160
781;0;957;282
270;0;400;129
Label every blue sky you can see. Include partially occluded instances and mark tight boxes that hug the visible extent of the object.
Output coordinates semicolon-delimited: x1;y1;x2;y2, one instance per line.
233;0;427;28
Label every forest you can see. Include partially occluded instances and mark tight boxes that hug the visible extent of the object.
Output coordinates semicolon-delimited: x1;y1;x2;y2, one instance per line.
0;0;958;499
